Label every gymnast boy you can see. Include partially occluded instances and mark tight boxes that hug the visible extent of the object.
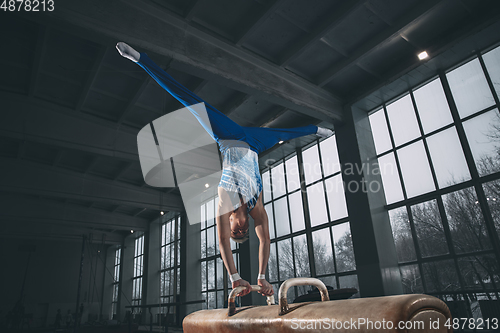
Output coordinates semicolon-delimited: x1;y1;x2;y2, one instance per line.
117;42;333;297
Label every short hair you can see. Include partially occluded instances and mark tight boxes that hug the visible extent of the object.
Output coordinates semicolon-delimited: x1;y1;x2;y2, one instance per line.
231;231;249;244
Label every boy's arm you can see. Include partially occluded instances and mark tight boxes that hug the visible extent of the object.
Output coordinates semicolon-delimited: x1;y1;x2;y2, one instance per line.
217;188;252;296
250;193;274;296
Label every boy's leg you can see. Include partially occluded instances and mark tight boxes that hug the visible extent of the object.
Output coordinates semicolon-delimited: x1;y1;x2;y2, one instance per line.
117;43;244;142
243;125;325;153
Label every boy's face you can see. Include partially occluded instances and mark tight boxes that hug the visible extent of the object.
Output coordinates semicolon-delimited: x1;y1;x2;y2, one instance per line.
230;204;249;239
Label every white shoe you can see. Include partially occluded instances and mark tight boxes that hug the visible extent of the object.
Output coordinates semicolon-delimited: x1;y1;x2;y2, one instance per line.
116;42;140;62
316;127;333;138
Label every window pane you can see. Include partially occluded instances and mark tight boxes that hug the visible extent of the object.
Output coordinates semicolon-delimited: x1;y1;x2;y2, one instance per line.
201;261;206;291
338;275;359;297
411;200;449;257
207;199;214;227
324;174;348;221
217;290;224;309
443;187;492;254
269;243;278;282
369;109;392;154
463;109;500;176
271;163;286;198
303;144;322;185
207;227;215;257
413;78;453;133
312;229;335;275
201;293;207;310
483;179;500;239
161;223;166;246
207;291;216;309
400;264;423;294
285;156;300;192
389;207;416;262
160;246;165;270
332;223;356;272
277;239;294;280
422;260;460;292
264;203;276;239
289;191;305;232
293;234;310;277
427;127;471;188
447;58;494;118
319;275;337;289
397;140;435;198
319;135;341;176
177;268;180;294
215;227;219;256
201;204;206;229
274;197;290;237
378;152;404;204
207;260;215;290
386;95;421;146
216;257;223;289
458;255;499;290
201;230;206;259
483;45;500;99
263;171;272;203
307;182;328;227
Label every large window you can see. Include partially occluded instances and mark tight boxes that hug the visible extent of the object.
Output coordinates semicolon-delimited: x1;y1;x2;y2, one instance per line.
370;45;500;320
111;246;121;319
200;198;240;309
160;216;181;307
263;135;358;299
132;234;144;310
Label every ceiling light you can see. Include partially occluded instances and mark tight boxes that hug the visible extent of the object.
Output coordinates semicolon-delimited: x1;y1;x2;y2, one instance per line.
205;183;210;188
160;211;164;215
279;141;284;144
130;229;134;233
418;51;428;60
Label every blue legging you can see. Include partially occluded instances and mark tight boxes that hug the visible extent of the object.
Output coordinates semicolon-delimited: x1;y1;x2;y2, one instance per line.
137;53;318;154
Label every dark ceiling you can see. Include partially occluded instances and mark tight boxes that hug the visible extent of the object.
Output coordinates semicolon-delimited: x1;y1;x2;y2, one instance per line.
1;0;500;244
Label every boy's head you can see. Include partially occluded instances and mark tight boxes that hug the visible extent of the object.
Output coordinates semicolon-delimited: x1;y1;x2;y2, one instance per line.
229;203;249;243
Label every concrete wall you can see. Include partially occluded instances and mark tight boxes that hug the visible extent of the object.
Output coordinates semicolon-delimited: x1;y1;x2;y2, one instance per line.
1;237;106;328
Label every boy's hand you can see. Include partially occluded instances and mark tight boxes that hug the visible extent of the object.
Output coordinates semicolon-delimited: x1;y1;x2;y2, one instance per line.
232;279;252;296
257;278;274;296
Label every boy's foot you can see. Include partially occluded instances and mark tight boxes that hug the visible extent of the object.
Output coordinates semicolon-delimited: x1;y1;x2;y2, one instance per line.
316;127;333;138
116;42;140;62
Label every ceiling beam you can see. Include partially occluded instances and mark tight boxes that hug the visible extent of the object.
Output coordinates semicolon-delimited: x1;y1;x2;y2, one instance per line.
0;91;140;161
279;0;366;67
17;141;26;159
348;2;500;104
76;46;107;112
258;106;288;127
52;149;65;167
184;0;201;21
29;26;48;98
36;0;342;122
235;0;287;45
221;92;250;117
117;76;150;125
84;156;100;174
0;157;184;212
0;193;148;231
113;162;133;181
133;207;147;217
317;0;443;87
1;231;123;245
